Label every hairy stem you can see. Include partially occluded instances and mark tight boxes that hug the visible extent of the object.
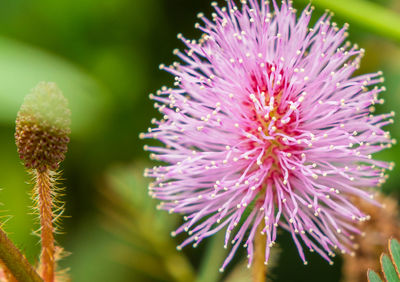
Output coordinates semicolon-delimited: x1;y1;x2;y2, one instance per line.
252;222;267;282
0;259;17;282
36;170;55;282
0;229;42;282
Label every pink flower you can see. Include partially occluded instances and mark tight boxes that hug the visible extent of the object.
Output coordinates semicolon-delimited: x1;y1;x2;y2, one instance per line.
141;0;394;270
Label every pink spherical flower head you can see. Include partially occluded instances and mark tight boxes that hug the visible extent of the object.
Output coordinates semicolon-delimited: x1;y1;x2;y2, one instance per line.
141;0;395;270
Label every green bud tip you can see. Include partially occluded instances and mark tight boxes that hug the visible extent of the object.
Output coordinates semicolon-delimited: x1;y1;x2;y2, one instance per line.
15;82;71;172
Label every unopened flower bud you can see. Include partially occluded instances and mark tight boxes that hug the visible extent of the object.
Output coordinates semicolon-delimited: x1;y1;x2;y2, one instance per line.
15;82;71;172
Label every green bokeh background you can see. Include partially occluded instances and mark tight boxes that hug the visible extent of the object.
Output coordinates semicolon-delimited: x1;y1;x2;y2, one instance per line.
0;0;398;281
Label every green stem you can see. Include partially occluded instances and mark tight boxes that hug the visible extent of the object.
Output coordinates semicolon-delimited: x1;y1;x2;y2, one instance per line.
302;0;400;43
0;228;42;282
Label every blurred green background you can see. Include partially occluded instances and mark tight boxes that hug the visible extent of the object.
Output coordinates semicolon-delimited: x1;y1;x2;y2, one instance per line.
0;0;398;281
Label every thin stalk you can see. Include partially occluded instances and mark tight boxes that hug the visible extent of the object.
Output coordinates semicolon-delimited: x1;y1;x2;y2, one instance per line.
0;229;42;282
252;222;267;282
36;170;55;282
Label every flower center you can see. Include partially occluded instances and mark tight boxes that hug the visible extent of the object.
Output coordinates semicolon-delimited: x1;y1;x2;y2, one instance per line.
243;64;303;181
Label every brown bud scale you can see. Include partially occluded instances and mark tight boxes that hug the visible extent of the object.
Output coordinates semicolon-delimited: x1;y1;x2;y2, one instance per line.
15;120;70;172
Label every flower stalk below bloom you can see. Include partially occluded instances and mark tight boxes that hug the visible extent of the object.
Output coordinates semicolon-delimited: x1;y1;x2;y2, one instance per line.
253;222;267;282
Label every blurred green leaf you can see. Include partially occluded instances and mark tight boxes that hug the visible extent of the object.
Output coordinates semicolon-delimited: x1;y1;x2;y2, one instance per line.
301;0;400;43
368;270;384;282
367;238;400;282
390;238;400;275
196;231;227;282
99;163;196;282
62;221;134;282
381;254;399;282
223;260;252;282
0;36;110;137
0;127;39;262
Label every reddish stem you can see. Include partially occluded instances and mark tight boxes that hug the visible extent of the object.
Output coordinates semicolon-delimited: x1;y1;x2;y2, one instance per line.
0;229;42;282
36;170;55;282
